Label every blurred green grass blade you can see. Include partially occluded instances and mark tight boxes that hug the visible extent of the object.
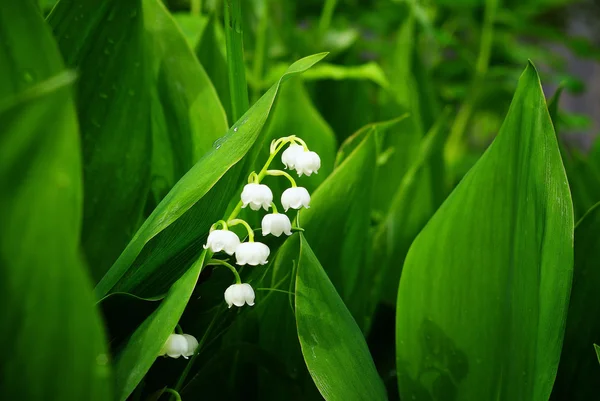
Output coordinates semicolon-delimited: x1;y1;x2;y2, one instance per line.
113;250;206;401
295;234;387;401
1;37;111;401
596;345;600;365
144;0;228;204
300;62;389;88
373;110;450;310
224;0;249;121
396;63;573;400
196;13;232;122
301;129;376;330
551;202;600;400
95;53;328;298
48;0;152;282
0;0;63;99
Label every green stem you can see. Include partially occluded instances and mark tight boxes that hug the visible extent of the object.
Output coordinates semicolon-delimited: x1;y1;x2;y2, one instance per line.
164;388;182;401
251;0;268;103
270;202;278;214
318;0;338;40
444;0;497;166
172;312;221;396
190;0;201;15
226;140;289;221
207;259;241;284
227;219;255;242
255;287;294;295
266;169;297;187
224;0;249;122
175;324;183;335
210;220;228;231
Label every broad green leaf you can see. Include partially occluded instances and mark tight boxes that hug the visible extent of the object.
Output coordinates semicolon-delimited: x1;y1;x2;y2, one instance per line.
144;0;228;205
48;0;152;282
296;234;387;401
0;0;63;99
396;63;573;401
96;53;328;298
301;129;376;329
1;4;110;400
113;250;206;401
551;202;600;400
298;62;389;88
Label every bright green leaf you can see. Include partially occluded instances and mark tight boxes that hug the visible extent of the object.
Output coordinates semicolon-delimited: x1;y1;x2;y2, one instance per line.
551;202;600;400
113;250;207;401
396;63;573;400
296;234;388;400
95;52;328;298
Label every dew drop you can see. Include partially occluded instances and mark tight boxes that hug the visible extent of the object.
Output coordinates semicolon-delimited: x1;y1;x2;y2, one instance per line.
213;136;227;149
22;70;34;83
233;127;238;132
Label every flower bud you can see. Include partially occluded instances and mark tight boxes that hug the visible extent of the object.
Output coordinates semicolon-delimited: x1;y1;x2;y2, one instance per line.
159;334;188;358
294;151;321;176
224;283;256;308
203;230;240;255
281;187;311;211
241;183;273;211
281;143;305;169
261;213;292;237
235;242;270;266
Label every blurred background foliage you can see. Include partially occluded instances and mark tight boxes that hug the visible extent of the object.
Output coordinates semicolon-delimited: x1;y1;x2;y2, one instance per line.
22;0;600;399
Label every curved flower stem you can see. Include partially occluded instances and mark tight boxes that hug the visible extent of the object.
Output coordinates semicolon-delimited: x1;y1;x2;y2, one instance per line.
296;209;302;229
255;287;294;295
210;219;228;231
266;169;297;187
291;136;309;151
270;202;279;214
227;218;254;242
207;259;241;284
227;140;289;221
164;388;182;401
247;171;259;184
175;324;183;335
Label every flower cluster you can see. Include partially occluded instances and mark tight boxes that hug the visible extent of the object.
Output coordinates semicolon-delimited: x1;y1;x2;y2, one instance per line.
160;333;198;359
203;136;320;308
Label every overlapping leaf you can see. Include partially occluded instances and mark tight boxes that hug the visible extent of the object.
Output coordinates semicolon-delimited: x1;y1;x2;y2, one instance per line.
396;63;573;400
551;202;600;400
48;0;152;282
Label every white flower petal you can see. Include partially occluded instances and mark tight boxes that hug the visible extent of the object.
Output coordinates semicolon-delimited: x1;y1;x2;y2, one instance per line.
235;242;270;265
204;230;240;255
294;151;321;176
224;283;256;308
182;334;198;357
261;213;292;237
281;144;305;169
281;187;311;211
241;183;273;211
160;334;188;358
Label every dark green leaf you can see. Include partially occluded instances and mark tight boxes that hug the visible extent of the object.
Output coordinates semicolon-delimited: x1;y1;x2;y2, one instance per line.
113;250;207;401
48;0;152;282
396;63;573;400
551;202;600;400
144;0;228;204
95;53;328;298
296;234;388;400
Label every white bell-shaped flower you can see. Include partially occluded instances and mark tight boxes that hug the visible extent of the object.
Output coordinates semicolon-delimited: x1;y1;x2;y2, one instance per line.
281;143;305;169
182;334;198;358
203;230;240;255
294;151;321;176
224;283;255;308
262;213;292;237
241;183;273;211
235;242;270;266
281;187;311;211
159;334;188;358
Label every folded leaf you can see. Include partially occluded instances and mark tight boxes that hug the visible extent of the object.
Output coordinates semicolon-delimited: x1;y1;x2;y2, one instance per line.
396;63;573;401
